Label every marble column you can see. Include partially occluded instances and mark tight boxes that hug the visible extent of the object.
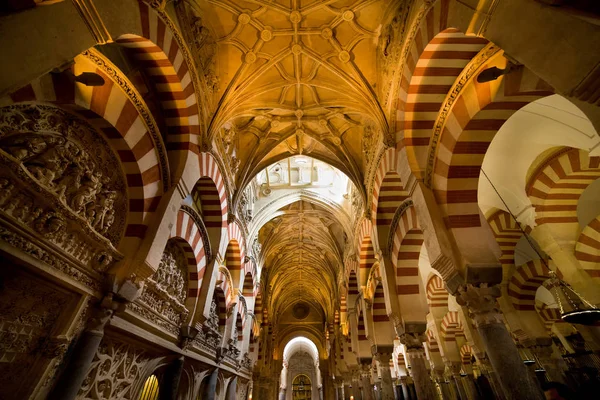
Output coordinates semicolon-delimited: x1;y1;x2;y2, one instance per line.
456;284;543;400
49;294;122;400
202;368;219;400
159;355;185;400
226;376;238;400
400;333;437;400
360;360;375;400
374;352;395;400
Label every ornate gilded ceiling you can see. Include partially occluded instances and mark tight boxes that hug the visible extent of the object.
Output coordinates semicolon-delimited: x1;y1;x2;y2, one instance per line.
177;0;399;334
258;200;346;322
181;0;392;196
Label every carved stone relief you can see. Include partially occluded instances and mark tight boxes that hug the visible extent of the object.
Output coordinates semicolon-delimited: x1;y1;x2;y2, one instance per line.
78;336;166;399
0;266;76;399
128;241;189;336
0;104;127;245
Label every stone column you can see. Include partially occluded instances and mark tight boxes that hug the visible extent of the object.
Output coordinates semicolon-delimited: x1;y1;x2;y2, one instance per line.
202;368;219;400
159;355;185;400
456;284;543;400
447;362;469;400
399;376;410;400
478;357;506;400
226;376;238;400
360;359;374;400
434;369;453;400
374;352;395;400
462;374;480;400
351;368;363;400
400;333;437;400
49;294;122;400
529;338;566;384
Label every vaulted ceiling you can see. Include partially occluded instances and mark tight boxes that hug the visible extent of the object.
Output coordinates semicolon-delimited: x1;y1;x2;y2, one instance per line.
258;200;345;323
181;0;391;195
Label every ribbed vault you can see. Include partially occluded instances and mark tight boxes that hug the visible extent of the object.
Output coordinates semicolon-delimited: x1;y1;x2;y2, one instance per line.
259;200;345;325
183;0;391;198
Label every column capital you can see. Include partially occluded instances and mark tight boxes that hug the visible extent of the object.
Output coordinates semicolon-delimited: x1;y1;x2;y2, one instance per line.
455;283;503;327
399;332;426;349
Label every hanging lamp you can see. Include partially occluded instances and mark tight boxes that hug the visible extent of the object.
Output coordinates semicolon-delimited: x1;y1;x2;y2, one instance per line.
481;169;600;325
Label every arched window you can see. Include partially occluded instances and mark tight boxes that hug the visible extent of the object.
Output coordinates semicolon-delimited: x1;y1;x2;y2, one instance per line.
292;374;312;400
138;375;159;400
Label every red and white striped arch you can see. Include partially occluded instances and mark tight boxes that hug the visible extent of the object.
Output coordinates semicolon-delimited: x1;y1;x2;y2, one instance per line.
4;57;168;249
426;274;448;309
460;344;473;365
507;259;552;311
170;208;208;311
440;311;465;343
400;22;489;178
487;209;525;268
372;282;389;325
536;304;564;334
227;219;248;290
575;216;600;282
117;1;201;171
197;152;228;228
215;266;234;309
390;205;424;298
527;148;600;226
359;237;377;289
426;329;441;355
371;149;407;221
431;53;553;230
212;285;228;332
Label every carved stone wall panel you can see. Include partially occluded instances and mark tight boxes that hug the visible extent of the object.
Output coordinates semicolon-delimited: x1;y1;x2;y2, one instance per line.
0;103;128;245
126;241;190;337
77;336;166;400
0;265;78;399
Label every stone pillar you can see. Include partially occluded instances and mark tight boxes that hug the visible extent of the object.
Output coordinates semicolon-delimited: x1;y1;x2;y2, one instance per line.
400;333;437;400
49;294;122;400
159;355;185;400
399;377;410;400
351;368;363;400
447;362;469;400
374;352;395;400
360;360;374;400
226;376;238;400
529;338;566;384
434;369;453;400
478;357;506;400
456;284;543;400
202;368;219;400
462;374;480;400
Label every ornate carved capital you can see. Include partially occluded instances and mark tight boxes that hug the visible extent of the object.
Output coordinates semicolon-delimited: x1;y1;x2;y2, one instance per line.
455;283;503;327
86;293;125;334
399;332;426;350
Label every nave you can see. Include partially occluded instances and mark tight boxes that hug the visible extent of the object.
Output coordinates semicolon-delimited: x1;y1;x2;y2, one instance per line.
1;0;600;399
